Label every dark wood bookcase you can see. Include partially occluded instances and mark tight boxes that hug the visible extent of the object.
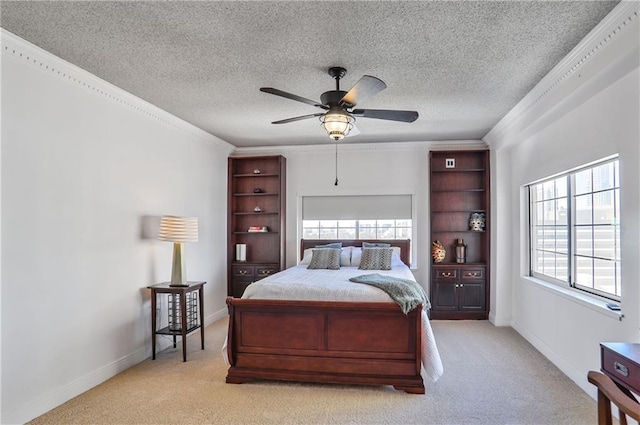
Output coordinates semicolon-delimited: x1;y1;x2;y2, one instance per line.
227;155;286;297
429;150;490;319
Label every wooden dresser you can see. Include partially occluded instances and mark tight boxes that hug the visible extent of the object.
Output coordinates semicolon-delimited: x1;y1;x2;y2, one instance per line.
600;342;640;397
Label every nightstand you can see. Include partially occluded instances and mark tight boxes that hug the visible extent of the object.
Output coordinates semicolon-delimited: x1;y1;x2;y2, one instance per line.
600;342;640;400
147;281;206;362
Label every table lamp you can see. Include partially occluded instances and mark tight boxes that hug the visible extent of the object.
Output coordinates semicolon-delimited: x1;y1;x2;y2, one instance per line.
158;215;198;286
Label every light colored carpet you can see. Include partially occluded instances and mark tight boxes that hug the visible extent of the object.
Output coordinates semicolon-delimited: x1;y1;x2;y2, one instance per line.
28;319;597;425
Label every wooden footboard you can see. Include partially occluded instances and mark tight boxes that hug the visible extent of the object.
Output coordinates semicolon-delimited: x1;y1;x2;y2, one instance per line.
226;297;424;394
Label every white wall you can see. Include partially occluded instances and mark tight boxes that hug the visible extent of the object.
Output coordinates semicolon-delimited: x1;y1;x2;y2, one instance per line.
1;31;233;424
510;67;639;394
486;1;640;398
489;147;513;326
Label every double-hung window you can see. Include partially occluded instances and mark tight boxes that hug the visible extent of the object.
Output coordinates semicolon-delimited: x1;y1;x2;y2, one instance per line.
528;157;620;300
302;219;412;240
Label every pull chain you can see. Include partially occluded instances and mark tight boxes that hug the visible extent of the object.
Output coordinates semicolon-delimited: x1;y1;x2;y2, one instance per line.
334;143;339;186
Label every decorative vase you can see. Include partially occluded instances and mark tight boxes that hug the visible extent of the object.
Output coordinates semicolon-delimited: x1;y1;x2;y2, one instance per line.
453;239;467;264
469;212;486;232
432;240;446;263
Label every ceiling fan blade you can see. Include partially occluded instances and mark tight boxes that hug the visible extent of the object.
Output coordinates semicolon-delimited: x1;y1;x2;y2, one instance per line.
260;87;328;110
351;109;418;123
272;113;325;124
340;75;387;107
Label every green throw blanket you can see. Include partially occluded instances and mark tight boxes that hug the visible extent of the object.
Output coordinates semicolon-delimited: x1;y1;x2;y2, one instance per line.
349;273;430;314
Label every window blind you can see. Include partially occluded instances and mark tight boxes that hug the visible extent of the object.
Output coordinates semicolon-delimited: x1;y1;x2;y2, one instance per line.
302;195;412;220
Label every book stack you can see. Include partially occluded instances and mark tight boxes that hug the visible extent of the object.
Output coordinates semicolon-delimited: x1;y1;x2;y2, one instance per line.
248;226;268;233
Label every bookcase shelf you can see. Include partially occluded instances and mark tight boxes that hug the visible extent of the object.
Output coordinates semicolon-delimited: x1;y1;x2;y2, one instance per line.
429;150;490;320
228;155;286;297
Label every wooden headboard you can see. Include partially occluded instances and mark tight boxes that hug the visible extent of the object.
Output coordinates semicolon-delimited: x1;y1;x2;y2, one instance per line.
300;239;411;266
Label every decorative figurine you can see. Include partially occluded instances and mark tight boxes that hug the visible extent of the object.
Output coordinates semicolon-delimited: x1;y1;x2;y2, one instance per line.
432;240;446;263
469;212;486;231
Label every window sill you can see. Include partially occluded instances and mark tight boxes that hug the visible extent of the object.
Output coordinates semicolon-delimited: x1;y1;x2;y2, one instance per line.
521;276;623;321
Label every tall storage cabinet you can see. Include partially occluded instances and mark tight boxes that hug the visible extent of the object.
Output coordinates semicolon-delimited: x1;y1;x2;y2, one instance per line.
429;150;489;319
228;155;286;297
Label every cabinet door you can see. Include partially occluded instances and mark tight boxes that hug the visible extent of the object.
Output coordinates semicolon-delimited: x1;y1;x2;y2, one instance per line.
231;265;254;298
232;279;253;298
458;282;485;311
432;281;458;311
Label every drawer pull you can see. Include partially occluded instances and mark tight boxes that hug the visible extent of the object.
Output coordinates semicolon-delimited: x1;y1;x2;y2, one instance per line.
260;270;272;275
238;270;247;275
442;272;451;277
468;272;480;278
614;361;629;377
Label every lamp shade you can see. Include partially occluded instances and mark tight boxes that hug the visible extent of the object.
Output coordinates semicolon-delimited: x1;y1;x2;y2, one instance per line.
158;216;198;243
320;111;354;141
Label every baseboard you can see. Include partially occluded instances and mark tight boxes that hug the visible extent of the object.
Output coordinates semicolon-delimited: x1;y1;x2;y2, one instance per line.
3;342;154;424
4;308;229;424
205;307;228;327
488;311;511;327
511;319;597;401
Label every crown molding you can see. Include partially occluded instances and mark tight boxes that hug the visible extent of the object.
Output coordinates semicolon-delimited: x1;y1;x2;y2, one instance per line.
484;1;639;150
1;29;235;153
232;140;487;156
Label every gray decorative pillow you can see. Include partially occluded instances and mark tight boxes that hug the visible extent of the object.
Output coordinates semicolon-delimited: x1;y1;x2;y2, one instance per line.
358;248;392;270
307;248;341;270
362;242;391;248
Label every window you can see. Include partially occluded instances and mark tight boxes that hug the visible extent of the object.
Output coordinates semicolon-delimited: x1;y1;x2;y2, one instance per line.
302;219;412;240
301;195;413;255
528;158;621;300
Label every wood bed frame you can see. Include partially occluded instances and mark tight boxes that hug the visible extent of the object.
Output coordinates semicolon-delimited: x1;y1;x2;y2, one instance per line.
225;239;425;394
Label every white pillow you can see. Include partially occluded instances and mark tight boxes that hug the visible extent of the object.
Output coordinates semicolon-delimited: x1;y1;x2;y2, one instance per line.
300;248;314;265
391;247;405;267
340;246;352;266
350;247;362;267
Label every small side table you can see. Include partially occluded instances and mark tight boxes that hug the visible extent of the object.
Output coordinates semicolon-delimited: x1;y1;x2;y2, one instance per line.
147;281;206;362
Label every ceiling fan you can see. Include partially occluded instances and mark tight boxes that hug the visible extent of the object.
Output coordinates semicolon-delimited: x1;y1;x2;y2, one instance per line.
260;67;419;141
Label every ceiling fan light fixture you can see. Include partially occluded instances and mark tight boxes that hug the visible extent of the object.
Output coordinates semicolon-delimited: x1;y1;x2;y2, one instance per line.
320;111;355;141
262;66;417;140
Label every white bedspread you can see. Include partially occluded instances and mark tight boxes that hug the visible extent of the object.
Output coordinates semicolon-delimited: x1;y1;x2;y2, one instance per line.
224;264;443;382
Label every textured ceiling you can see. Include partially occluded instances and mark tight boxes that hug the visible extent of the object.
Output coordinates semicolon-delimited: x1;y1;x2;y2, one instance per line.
0;1;619;147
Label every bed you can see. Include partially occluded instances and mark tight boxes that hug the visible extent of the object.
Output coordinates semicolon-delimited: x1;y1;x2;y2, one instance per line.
224;239;443;393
